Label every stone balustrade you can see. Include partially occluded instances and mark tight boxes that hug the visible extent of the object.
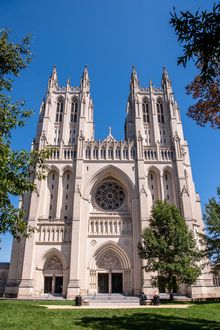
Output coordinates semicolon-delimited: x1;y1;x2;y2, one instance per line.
37;219;71;243
89;214;132;236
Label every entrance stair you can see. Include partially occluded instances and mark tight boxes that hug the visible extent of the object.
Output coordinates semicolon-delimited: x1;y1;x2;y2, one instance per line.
83;294;140;307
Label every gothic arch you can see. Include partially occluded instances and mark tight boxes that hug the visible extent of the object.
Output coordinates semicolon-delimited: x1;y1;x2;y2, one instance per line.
84;165;137;201
90;241;131;271
37;248;68;271
147;165;161;177
61;169;73;219
142;96;150;103
48;165;60;175
162;165;173;176
46;169;59;218
162;167;175;205
147;166;161;203
60;165;73;175
57;95;65;103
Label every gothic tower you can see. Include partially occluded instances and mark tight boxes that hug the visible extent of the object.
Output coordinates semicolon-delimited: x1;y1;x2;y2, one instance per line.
5;67;213;299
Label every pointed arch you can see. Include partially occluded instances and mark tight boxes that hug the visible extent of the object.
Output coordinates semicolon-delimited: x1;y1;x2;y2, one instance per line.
148;166;161;205
61;168;73;220
142;97;150;123
156;98;164;124
163;166;175;205
90;241;131;271
71;96;79;123
56;96;65;122
84;164;136;201
46;168;59;219
37;248;68;271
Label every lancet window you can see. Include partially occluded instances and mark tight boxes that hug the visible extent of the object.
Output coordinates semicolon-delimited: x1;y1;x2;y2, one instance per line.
143;98;150;123
56;98;64;122
157;101;164;124
71;98;78;123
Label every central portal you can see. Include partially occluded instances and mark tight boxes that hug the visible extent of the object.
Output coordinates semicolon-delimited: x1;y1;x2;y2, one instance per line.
98;272;123;294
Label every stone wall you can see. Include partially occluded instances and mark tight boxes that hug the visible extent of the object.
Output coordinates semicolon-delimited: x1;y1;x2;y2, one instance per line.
0;263;9;296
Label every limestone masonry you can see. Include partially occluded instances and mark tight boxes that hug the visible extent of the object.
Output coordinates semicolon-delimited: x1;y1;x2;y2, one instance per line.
5;66;216;298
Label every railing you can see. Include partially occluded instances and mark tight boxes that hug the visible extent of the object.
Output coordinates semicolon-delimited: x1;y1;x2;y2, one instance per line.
89;214;132;236
46;144;174;162
47;146;77;160
143;147;174;161
37;219;72;243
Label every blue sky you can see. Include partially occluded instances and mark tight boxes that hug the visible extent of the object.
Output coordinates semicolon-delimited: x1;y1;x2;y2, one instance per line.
0;0;219;262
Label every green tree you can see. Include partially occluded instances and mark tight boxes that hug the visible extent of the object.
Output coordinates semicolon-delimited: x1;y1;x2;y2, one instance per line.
170;3;220;128
138;201;203;300
204;186;220;274
0;29;49;237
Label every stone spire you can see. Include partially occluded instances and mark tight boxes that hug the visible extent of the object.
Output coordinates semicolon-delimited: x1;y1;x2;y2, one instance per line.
48;65;58;91
130;66;139;92
161;66;173;94
80;65;90;92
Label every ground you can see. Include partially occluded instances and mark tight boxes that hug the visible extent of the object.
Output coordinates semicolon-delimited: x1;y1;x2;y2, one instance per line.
0;300;220;330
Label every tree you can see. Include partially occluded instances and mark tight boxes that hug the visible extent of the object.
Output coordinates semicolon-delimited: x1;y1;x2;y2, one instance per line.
0;30;49;237
170;3;220;128
204;186;220;274
138;201;203;300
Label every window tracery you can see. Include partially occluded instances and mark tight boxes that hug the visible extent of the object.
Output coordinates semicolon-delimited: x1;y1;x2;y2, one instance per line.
95;181;125;211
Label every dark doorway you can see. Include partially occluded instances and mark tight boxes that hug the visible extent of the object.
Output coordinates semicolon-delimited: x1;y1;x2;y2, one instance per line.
55;276;63;294
98;273;109;293
44;276;52;293
112;273;123;293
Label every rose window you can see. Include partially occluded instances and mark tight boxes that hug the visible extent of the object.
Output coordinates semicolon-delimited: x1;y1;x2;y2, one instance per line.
95;181;125;211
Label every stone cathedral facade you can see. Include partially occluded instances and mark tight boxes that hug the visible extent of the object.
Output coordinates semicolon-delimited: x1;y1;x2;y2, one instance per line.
5;66;213;299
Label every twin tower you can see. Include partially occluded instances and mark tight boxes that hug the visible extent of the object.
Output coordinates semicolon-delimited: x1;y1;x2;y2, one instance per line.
5;66;213;298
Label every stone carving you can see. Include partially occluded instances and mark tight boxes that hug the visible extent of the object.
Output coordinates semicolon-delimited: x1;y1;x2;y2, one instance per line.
97;252;121;270
95;181;125;211
90;240;97;246
44;256;62;271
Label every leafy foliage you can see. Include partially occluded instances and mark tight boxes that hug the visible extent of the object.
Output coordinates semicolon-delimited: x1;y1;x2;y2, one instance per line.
204;186;220;273
0;30;49;237
170;3;220;128
138;201;203;299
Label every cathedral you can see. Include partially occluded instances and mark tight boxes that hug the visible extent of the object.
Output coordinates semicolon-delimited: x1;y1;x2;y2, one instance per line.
5;66;214;299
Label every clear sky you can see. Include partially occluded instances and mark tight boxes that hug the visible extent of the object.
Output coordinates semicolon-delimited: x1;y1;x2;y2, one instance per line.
0;0;219;262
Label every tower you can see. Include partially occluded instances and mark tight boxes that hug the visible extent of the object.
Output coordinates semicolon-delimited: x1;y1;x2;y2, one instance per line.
5;66;213;299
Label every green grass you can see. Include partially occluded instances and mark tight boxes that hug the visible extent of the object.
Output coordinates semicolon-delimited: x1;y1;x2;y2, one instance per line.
0;300;220;330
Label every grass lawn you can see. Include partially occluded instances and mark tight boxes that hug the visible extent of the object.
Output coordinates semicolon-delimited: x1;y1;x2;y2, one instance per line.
0;300;220;330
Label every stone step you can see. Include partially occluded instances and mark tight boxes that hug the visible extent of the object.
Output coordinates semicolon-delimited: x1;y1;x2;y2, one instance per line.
83;294;140;306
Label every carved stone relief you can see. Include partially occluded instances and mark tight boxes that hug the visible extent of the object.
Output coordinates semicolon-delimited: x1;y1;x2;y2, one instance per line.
97;252;121;270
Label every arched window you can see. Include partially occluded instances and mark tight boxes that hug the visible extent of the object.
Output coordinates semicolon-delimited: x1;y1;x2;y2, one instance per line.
108;148;113;159
157;101;164;124
163;170;174;204
142;99;150;123
86;148;91;159
47;171;59;219
61;170;73;220
71;98;78;123
148;170;160;205
56;98;64;122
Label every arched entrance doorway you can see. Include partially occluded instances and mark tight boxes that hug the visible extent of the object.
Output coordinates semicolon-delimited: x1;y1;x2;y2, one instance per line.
43;255;63;295
90;242;132;294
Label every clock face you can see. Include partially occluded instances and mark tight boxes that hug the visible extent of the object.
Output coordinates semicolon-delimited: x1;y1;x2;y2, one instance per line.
95;181;125;211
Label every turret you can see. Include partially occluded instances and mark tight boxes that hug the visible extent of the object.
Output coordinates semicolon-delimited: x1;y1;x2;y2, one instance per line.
130;66;139;93
48;65;58;91
161;66;173;97
80;65;90;92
